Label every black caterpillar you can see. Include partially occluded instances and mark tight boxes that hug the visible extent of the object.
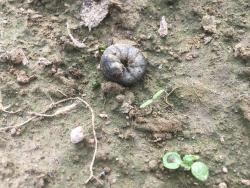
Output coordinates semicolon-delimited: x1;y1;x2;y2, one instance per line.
100;44;147;86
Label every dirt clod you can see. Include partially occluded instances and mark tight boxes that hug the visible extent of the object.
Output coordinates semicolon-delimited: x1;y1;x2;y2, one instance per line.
101;81;125;95
134;117;183;133
201;15;217;33
15;70;37;85
234;38;250;60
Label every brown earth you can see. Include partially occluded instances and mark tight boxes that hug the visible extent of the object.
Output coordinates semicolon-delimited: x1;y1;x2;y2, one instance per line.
0;0;249;188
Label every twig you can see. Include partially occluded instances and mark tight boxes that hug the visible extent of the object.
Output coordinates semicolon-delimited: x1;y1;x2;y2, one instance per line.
75;97;97;184
0;97;98;185
0;90;23;114
1;108;23;114
0;98;72;131
66;22;86;48
57;89;68;97
164;87;178;107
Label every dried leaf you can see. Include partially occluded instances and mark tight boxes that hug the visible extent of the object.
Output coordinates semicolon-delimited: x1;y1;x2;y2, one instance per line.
66;22;86;48
80;0;110;30
158;16;168;37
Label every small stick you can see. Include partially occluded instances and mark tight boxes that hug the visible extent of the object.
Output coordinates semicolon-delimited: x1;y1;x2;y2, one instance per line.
0;98;72;131
165;87;178;107
0;97;98;185
1;108;23;114
66;22;86;48
0;90;23;114
75;97;97;184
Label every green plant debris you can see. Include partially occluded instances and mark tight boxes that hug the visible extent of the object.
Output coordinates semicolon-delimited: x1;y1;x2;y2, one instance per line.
162;152;182;169
191;162;209;182
140;89;165;108
162;152;209;182
152;89;165;100
99;43;107;53
91;80;101;90
139;99;154;109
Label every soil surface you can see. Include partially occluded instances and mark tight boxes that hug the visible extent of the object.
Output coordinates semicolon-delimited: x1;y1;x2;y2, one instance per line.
0;0;249;188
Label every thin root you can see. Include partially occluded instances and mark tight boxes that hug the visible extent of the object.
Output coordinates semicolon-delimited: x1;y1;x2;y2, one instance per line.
164;87;178;107
66;22;86;48
0;90;23;114
0;97;98;185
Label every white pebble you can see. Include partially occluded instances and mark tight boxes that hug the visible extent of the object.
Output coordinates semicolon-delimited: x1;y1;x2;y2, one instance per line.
222;166;228;173
219;182;227;188
70;126;84;144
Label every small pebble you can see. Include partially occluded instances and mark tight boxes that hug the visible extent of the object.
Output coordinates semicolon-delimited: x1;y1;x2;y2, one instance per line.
70;126;84;144
204;36;213;44
148;160;158;171
116;94;125;103
10;128;17;136
222;166;228;173
219;182;227;188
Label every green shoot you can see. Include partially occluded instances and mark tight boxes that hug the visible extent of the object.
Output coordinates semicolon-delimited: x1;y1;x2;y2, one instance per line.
162;152;209;182
99;44;107;53
140;89;165;108
162;152;182;169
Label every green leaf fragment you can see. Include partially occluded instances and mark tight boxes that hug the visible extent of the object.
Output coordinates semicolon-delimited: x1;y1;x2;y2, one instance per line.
99;44;107;53
140;99;154;108
162;152;182;170
152;89;165;100
183;155;200;166
191;162;209;182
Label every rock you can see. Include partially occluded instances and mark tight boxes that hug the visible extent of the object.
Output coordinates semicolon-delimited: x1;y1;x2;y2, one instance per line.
99;113;108;119
70;126;84;144
218;182;227;188
241;179;250;186
222;166;228;173
201;15;217;33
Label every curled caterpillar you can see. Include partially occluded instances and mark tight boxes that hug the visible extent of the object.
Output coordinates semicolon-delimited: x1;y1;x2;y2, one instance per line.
100;44;147;86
